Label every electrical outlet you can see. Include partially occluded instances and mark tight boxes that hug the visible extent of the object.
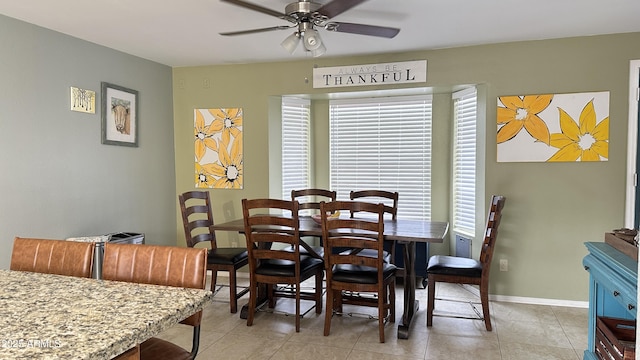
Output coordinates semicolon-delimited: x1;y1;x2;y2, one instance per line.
499;259;508;271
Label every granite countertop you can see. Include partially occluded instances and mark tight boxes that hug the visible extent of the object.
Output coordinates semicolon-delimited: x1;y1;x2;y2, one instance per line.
0;269;213;360
65;235;109;243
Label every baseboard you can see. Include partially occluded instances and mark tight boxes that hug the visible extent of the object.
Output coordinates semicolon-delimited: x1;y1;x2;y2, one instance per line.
491;294;588;308
458;284;588;308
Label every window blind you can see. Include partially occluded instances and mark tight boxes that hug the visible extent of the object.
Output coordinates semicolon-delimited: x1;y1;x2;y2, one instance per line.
452;88;477;236
329;95;432;220
282;97;310;200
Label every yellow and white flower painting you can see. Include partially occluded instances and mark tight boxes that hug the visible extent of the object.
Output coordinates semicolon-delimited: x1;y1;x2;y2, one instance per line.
497;91;609;162
194;108;243;189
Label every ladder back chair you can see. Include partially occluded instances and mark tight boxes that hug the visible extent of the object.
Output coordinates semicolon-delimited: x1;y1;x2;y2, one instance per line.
291;188;337;214
10;237;95;278
241;198;324;332
102;243;208;360
179;190;249;313
291;188;337;257
426;195;506;331
320;200;397;343
349;190;399;220
349;190;398;265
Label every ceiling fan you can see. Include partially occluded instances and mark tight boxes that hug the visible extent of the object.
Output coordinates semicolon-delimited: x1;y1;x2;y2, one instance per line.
219;0;400;57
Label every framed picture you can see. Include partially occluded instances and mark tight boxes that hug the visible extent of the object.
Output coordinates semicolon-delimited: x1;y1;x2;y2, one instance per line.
70;86;95;114
101;82;138;147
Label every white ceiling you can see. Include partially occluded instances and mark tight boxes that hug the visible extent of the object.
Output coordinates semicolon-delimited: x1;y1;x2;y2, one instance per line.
1;0;639;67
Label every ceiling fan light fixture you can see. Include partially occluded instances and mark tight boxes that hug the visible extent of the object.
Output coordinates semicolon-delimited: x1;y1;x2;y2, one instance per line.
281;31;300;54
303;28;323;51
311;41;326;57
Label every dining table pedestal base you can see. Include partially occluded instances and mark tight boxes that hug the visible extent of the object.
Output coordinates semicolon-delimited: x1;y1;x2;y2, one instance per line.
239;283;268;319
397;241;419;339
398;299;419;339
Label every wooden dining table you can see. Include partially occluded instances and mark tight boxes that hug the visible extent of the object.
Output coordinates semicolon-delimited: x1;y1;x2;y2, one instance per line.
0;269;213;360
212;215;449;339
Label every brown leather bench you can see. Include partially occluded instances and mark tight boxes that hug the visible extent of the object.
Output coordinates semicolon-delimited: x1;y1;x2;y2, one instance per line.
102;242;208;360
10;237;95;278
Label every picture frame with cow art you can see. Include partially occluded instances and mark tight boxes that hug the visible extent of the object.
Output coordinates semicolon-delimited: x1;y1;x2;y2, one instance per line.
101;82;138;147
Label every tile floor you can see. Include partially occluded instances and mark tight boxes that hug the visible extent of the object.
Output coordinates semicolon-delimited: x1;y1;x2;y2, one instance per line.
157;276;588;360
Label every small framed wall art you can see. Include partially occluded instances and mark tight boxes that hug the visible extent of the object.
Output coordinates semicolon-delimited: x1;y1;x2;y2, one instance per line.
101;82;138;147
70;86;95;113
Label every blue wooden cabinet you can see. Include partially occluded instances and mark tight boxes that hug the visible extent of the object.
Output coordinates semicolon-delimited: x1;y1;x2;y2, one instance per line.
583;242;637;360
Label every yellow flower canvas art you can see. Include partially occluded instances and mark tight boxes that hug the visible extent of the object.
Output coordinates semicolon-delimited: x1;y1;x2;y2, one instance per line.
194;108;243;189
497;91;609;162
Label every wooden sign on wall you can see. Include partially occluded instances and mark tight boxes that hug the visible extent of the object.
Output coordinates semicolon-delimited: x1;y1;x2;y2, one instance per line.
313;60;427;89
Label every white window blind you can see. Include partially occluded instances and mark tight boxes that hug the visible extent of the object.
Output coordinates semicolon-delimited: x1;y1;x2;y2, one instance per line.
452;88;477;236
329;95;432;220
282;97;310;200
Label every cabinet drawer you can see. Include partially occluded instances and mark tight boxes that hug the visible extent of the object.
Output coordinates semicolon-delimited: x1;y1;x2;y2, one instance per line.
584;254;637;315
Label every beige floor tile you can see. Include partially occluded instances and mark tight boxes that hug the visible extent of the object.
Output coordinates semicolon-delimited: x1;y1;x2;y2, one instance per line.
573;348;586;359
227;310;297;340
155;275;589;359
425;314;499;339
269;342;351;360
500;341;581;360
425;333;501;360
347;349;424;360
428;298;489;324
561;325;588;354
197;332;286;359
153;323;193;349
154;323;226;355
200;303;247;333
434;283;480;302
287;311;366;349
352;322;428;358
496;319;573;349
236;298;323;335
492;302;560;324
551;305;588;328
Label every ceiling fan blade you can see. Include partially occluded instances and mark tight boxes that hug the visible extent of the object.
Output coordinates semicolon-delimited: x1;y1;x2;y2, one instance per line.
220;0;288;19
220;25;292;36
328;22;400;38
316;0;369;19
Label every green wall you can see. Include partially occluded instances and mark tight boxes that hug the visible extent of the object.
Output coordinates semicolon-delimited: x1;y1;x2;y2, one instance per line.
173;32;640;302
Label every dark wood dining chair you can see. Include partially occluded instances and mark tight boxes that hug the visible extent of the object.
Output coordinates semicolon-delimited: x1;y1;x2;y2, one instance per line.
349;190;398;265
10;237;95;278
349;190;399;220
291;188;337;257
241;198;324;332
179;190;249;313
426;195;506;331
102;243;208;360
320;200;397;343
291;188;337;213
